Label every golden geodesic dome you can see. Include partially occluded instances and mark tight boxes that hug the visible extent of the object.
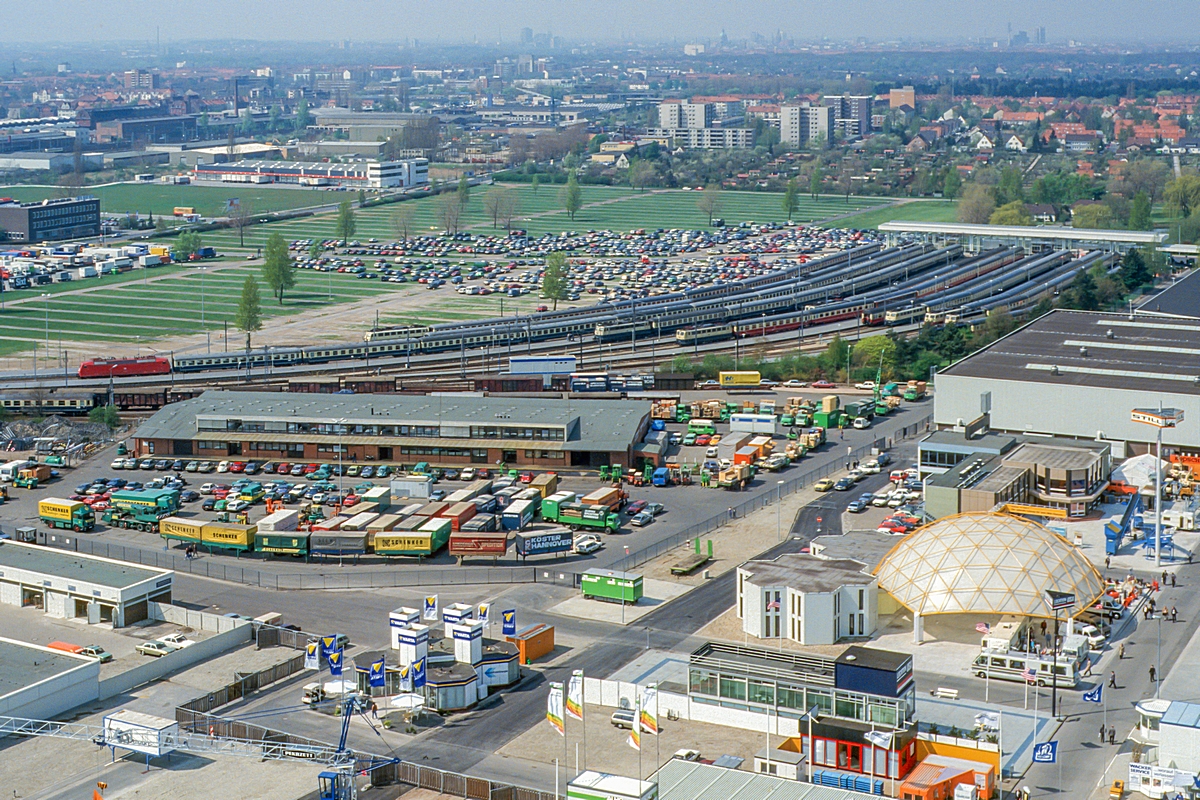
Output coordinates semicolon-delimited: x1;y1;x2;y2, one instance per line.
873;512;1106;617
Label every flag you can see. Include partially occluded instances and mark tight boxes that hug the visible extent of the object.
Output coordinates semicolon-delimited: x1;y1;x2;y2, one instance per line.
976;622;991;634
398;663;412;692
566;670;584;721
320;636;339;659
328;649;344;677
412;657;426;689
1083;685;1103;704
304;641;319;670
547;682;565;736
639;685;659;735
864;730;893;749
369;657;386;688
423;595;439;620
628;696;641;751
1032;741;1058;764
478;602;490;623
502;609;517;636
766;600;781;611
1022;667;1038;683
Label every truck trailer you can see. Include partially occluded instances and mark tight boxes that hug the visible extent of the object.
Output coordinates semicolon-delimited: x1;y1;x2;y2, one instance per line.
39;498;95;532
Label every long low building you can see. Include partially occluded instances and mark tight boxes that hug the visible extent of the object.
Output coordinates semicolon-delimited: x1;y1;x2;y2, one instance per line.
133;390;650;469
880;220;1167;254
193;157;428;189
0;539;173;627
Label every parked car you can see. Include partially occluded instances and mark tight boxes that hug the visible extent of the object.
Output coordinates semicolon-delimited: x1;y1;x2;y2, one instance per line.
645;502;665;516
574;540;603;554
814;478;835;492
611;710;636;729
79;645;113;663
202;498;216;511
852;417;871;430
846;499;869;513
185;461;200;472
158;633;195;649
631;512;654;527
833;477;855;491
812;380;837;389
136;641;179;658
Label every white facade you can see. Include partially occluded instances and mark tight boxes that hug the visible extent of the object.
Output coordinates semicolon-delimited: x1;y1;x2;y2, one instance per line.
646;127;755;149
736;555;877;645
781;103;834;147
658;100;714;130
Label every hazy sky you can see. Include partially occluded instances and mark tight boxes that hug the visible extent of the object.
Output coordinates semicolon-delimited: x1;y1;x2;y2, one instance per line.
4;1;1195;44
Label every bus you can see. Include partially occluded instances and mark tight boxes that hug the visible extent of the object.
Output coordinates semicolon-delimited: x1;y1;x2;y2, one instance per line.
687;419;716;436
971;649;1079;688
238;483;265;503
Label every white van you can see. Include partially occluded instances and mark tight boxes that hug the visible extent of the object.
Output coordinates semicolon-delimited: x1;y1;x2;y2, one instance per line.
971;649;1079;688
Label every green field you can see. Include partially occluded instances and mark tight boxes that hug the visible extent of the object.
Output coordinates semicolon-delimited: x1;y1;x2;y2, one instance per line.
828;199;960;230
0;183;334;217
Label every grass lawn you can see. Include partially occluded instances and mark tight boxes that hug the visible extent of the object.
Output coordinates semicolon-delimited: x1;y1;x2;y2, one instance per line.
0;183;335;217
828;200;960;230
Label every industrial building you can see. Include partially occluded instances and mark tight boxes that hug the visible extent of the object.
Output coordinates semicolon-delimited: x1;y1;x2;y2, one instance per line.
308;109;430;141
934;310;1200;456
0;151;102;173
0;636;100;719
736;554;878;645
879;221;1167;254
0;539;173;627
0;196;101;243
193;157;428;189
132;390;649;469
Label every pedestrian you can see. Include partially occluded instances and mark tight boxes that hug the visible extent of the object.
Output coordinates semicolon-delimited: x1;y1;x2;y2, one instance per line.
1083;659;1093;677
1171;573;1177;588
1163;570;1168;585
1109;726;1116;745
1172;606;1178;623
1150;665;1157;683
1099;724;1107;743
1109;671;1117;688
1119;643;1126;659
370;701;378;719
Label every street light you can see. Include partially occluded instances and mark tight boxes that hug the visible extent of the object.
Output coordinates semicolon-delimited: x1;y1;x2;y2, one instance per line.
1131;406;1185;567
799;705;821;783
1044;590;1075;720
776;480;785;542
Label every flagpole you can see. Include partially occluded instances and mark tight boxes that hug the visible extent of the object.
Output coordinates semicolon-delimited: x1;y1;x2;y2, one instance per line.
582;673;588;772
655;685;660;778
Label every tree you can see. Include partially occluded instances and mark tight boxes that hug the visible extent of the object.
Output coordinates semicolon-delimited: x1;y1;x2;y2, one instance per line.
456;175;471;209
530;174;540;194
1128;191;1153;231
837;169;853;203
542;251;569;310
628;159;656;193
334;200;357;242
437;192;463;234
989;201;1033;226
497;188;520;230
261;232;294;304
942;168;961;199
996;166;1025;205
1120;248;1154;290
560;173;583;221
484;186;518;229
308;240;322;260
957;184;996;224
239;107;255;136
1121;159;1171;202
1059;269;1099;311
88;404;121;432
268;104;282;132
198;111;210;138
234;276;263;351
696;184;722;225
1071;204;1115;229
809;166;822;200
782;178;800;221
1165;176;1200;219
229;198;252;248
391;203;416;241
175;231;203;260
294;97;311;132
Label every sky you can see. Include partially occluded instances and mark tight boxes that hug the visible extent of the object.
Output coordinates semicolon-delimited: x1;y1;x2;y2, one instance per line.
4;0;1196;44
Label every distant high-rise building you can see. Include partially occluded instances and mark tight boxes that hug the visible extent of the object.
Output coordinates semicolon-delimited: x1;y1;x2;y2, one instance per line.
1036;26;1047;44
780;103;833;147
520;27;534;44
658;99;714;130
517;54;534;75
124;69;159;90
822;95;874;136
1009;30;1030;47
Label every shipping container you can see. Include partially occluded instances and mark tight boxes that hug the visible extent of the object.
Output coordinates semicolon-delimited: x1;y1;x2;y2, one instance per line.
159;516;203;544
530;473;559;498
494;486;520;509
449;531;509;558
501;498;536;531
581;570;644;604
465;478;494;497
341;502;379;518
444;489;473;505
472;494;499;514
256;509;299;533
255;531;310;556
395;502;424;518
361;486;391;509
507;623;555;663
719;371;761;388
312;515;349;532
729;413;777;435
514;528;574;557
200;522;256;552
394;515;425;532
460;514;498;532
581;487;622;512
733;447;759;466
309;532;368;556
389;476;433;499
440;502;478;532
366;514;402;534
415;501;450;518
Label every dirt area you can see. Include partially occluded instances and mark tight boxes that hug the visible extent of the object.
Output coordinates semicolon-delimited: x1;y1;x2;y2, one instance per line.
497;701;778;781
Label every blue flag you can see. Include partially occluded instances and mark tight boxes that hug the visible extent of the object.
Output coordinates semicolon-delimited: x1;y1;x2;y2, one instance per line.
320;635;339;660
1032;741;1058;764
1082;685;1102;704
369;657;386;688
328;649;344;677
502;609;517;636
413;657;426;689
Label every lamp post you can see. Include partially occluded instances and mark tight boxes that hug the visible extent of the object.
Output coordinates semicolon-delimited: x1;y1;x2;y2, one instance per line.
800;705;821;783
41;293;50;358
1045;590;1075;721
1131;406;1185;567
776;480;785;541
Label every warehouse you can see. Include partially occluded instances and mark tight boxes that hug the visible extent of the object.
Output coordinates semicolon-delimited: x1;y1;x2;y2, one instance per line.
0;637;99;718
193;157;428;188
934;310;1200;457
133;390;649;469
0;540;173;627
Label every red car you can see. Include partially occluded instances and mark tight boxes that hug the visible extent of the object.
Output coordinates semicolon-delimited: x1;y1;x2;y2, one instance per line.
625;500;648;516
518;471;534;483
342;495;360;507
303;463;320;474
812;380;837;389
229;462;246;473
695;434;711;446
476;468;491;479
276;462;291;474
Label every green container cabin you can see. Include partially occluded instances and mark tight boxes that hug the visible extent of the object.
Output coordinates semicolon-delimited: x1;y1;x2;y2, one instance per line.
581;569;644;604
255;532;311;556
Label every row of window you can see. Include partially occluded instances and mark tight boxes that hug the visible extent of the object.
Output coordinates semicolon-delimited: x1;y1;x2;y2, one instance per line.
689;668;908;728
30;203;97;220
203;419;565;442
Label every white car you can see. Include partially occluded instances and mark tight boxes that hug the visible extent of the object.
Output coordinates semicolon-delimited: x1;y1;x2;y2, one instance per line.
860;460;881;474
854;381;877;391
226;499;249;512
136;641;179;657
216;461;230;473
200;483;217;495
123;457;139;469
783;380;808;388
1078;624;1107;650
158;633;195;648
871;492;891;507
852;417;871;430
574;540;603;554
705;446;720;458
110;459;126;470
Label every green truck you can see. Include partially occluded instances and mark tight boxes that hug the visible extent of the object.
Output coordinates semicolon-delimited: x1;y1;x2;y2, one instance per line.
39;498;95;532
581;569;644;604
105;488;180;532
541;492;620;533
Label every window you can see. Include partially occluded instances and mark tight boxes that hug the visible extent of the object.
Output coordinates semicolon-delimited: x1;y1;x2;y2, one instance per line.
835;694;863;721
747;680;774;705
777;686;805;711
858;589;865;610
689;669;718;697
869;703;898;728
718;676;746;701
145;441;155;454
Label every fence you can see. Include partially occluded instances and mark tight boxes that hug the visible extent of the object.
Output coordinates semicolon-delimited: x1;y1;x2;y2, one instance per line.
176;652;308;716
606;413;932;572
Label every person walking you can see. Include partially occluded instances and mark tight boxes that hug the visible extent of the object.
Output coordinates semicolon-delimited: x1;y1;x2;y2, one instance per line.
1109;671;1118;688
1172;606;1178;623
1109;726;1116;745
1171;573;1177;588
1119;643;1126;659
1150;665;1157;683
1099;724;1106;743
1106;555;1112;570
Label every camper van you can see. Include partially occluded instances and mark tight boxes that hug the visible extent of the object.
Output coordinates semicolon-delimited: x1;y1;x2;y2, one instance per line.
972;649;1079;688
0;459;35;482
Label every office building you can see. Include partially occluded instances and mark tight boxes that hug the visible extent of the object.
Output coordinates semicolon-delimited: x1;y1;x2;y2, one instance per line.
0;197;101;243
133;390;650;469
890;86;916;110
123;69;160;90
737;554;877;645
780;103;833;147
193;158;428;189
645;127;755;149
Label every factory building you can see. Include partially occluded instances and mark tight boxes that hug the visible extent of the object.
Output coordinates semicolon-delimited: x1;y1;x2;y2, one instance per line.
133;390;649;469
0;196;101;243
193;157;428;189
933;310;1200;458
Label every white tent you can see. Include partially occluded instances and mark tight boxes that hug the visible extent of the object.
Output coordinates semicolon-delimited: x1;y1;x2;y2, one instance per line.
1112;453;1165;491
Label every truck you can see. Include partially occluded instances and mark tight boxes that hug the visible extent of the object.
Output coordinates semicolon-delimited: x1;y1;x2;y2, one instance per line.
580;487;625;512
719;371;761;388
903;380;927;401
14;464;52;488
545;502;621;533
110;488;180;516
39;498;95;532
718;464;753;490
0;458;35;482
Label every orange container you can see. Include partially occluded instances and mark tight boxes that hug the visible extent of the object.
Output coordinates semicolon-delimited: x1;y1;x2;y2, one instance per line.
506;623;555;663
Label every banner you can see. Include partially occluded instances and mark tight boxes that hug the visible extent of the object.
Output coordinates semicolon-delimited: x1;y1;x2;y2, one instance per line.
399;663;412;693
369;657;386;688
639;685;659;735
328;649;344;678
478;603;490;623
320;636;339;660
1083;685;1103;704
628;696;641;751
1032;741;1058;764
547;682;565;736
304;642;319;670
412;657;426;689
864;730;893;749
424;595;439;620
502;609;517;636
566;671;584;721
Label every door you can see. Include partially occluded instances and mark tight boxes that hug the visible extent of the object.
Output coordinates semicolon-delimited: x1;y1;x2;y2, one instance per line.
378;447;393;461
87;601;102;624
502;450;517;463
227;442;242;456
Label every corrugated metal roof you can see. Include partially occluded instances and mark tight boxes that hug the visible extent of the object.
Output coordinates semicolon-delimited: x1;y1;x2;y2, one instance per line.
654;761;877;800
879;221;1166;244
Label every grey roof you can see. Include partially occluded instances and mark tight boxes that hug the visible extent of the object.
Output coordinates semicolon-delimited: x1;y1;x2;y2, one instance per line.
135;390;647;453
0;540;166;588
1004;441;1108;471
0;638;90;699
739;553;873;592
655;759;877;800
1139;269;1200;320
919;429;1019;456
811;531;901;572
939;309;1200;396
880;221;1167;245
